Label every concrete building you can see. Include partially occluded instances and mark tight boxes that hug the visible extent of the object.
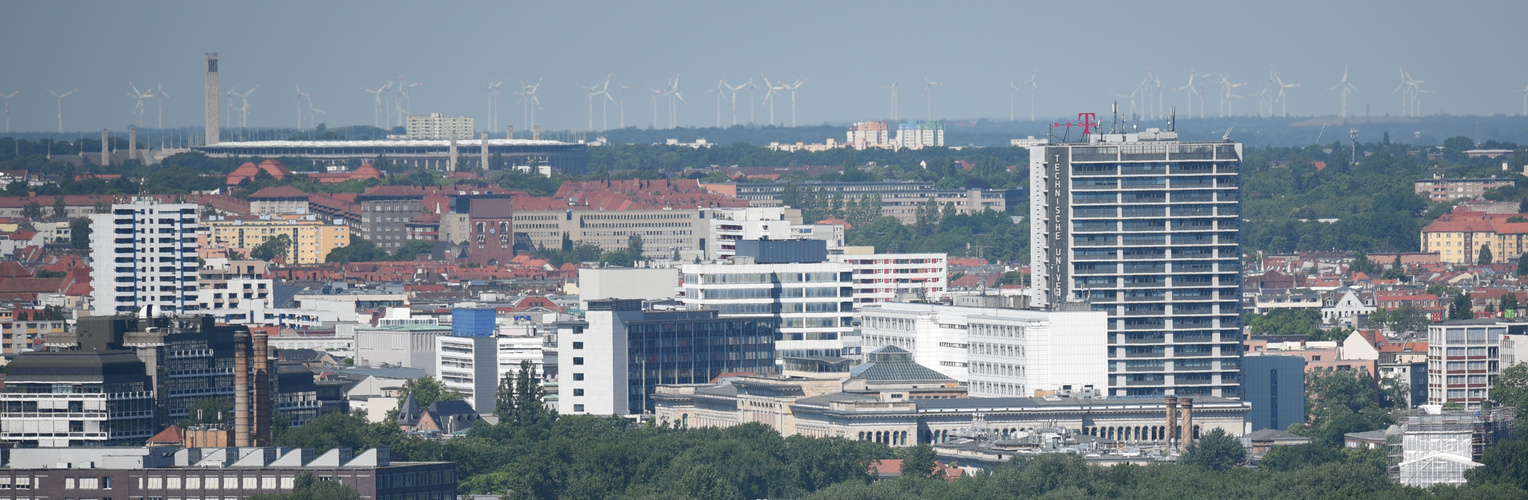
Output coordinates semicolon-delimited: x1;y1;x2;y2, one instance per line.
0;351;156;447
356;186;425;252
0;447;455;500
195;258;274;324
1413;176;1515;203
1029;130;1244;397
579;268;680;305
857;301;1109;397
847;121;893;150
194;139;589;174
90;199;201;316
203;215;351;265
1239;355;1305;432
406;112;475;140
831;250;949;306
680;258;855;359
515;208;715;260
247;185;311;215
435;307;500;413
1394;406;1514;487
355;323;453;375
731;181;1014;225
557;299;777;416
1427;319;1503;409
276;291;408;327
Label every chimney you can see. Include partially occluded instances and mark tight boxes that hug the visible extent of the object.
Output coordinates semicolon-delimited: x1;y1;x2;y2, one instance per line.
205;53;220;144
480;132;490;171
1179;398;1194;453
1165;395;1178;446
533;125;541;141
448;134;458;172
234;330;251;447
101;129;109;166
129;128;136;164
252;330;271;445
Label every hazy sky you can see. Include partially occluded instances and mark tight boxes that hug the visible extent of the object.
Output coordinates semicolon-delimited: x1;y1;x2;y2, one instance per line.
3;0;1526;134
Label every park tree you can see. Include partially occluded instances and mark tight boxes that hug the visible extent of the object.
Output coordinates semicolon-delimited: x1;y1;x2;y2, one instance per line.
1179;428;1246;472
397;377;464;409
899;444;939;478
509;360;549;426
20;201;42;219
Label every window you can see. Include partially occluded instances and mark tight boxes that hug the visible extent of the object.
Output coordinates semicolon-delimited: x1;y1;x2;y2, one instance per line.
572;342;583;350
573;357;584;365
574;404;585;412
573;373;584;381
573;389;585;396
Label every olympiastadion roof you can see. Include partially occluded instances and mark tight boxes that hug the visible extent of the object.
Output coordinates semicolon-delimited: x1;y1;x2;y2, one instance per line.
193;139;589;173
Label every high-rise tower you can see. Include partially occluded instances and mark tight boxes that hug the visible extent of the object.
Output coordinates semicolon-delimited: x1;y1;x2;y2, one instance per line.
90;199;201;316
205;53;220;145
1029;127;1243;398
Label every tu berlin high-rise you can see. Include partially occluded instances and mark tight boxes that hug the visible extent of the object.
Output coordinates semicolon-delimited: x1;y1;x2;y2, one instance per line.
1029;126;1244;397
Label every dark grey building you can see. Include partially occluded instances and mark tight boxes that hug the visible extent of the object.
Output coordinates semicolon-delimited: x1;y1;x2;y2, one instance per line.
0;351;157;447
0;446;454;500
1240;355;1305;432
357;186;426;251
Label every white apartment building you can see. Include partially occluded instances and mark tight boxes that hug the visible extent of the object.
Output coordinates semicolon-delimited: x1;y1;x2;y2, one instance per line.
706;207;847;260
436;334;499;414
895;121;945;150
680;261;855;358
90;200;201;316
406;112;475;140
858;301;1109;397
194;258;274;325
830;250;948;306
847;121;892;150
1427;319;1503;409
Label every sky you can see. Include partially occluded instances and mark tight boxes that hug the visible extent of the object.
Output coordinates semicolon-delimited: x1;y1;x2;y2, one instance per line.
2;0;1526;134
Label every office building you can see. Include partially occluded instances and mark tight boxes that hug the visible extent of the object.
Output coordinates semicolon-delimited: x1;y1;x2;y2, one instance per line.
203;215;351;264
857;301;1109;397
90;199;200;316
406;112;475;140
0;447;455;500
830;250;948;306
436;307;500;413
681;248;855;358
557;299;777;415
0;351;156;447
1029;129;1244;397
195;258;275;325
1240;355;1305;432
356;323;453;375
1427;319;1504;409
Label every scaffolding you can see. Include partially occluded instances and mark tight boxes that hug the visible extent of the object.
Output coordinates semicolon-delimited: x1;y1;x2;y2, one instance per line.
1390;406;1514;487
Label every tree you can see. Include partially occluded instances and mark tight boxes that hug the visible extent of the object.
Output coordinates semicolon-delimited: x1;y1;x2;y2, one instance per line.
494;372;516;423
1178;428;1245;472
1466;439;1528;491
392;239;435;260
1504;293;1521;318
1451;293;1475;320
325;235;387;264
1350;251;1373;275
250;233;293;262
69;217;91;250
1491;363;1528;420
20;201;42;219
52;196;66;219
898;444;939;478
175;398;233;427
1382;254;1406;280
1519;253;1528;276
1480;244;1494;265
397;377;464;409
561;232;573;252
627;234;644;261
510;360;549;426
247;471;361;500
1258;442;1341;472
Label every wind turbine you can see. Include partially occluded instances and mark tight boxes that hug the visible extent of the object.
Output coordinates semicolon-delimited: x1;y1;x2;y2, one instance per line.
127;82;156;128
1517;84;1528;116
613;81;631;129
0;91;16;133
723;79;749;126
885;81;899;121
1256;69;1277;118
1217;74;1245;118
484;80;504;131
779;78;805;127
47;88;76;133
711;78;727;128
577;80;601;132
648;84;665;129
225;85;238;128
595;74;614;131
745;76;760;124
922;72;941;121
393;79;423;126
296;84;312;130
1175;69;1200;119
667;74;687;129
517;78;542;131
230;84;257;128
1330;65;1357;118
360;81;390;128
1271;68;1299;118
154;82;172;130
760;74;783;126
1010;70;1038;122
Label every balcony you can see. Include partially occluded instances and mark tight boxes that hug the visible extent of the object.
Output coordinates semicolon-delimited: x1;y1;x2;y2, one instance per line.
1125;351;1165;358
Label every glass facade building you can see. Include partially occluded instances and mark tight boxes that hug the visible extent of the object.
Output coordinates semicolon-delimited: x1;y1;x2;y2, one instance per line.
1030;132;1244;397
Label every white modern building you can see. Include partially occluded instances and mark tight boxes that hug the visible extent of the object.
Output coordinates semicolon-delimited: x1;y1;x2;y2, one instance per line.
1427;319;1503;409
830;250;948;306
354;324;453;375
90;199;201;317
680;260;855;358
857;300;1109;397
405;112;475;140
274;292;409;327
194;258;275;325
895;121;945;150
1029;130;1244;397
436;334;499;414
707;207;845;260
578;268;679;306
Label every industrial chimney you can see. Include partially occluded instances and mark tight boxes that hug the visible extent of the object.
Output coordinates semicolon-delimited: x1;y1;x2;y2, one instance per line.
1179;398;1194;453
448;134;458;172
100;129;109;166
1165;395;1178;447
480;132;490;171
506;125;513;140
233;330;250;447
205;53;220;145
252;330;271;445
532;125;541;141
128;127;136;164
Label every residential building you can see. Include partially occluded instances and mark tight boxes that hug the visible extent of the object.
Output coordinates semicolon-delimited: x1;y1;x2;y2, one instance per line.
1249;292;1322;314
0;447;456;500
1419;208;1528;264
895;120;945;150
405;112;475;140
1322;289;1377;326
89;199;200;316
847;121;893;150
730;181;1014;224
831;249;949;305
1413;176;1515;203
557;299;777;415
203;215;351;264
247;185;311;215
681;255;855;358
1029;131;1244;397
356;186;425;252
195;258;274;325
1427;319;1503;409
708;207;805;259
1239;355;1305;432
857;301;1109;397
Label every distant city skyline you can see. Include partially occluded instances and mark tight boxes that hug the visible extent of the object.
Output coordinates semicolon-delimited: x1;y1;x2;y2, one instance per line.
2;1;1525;133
